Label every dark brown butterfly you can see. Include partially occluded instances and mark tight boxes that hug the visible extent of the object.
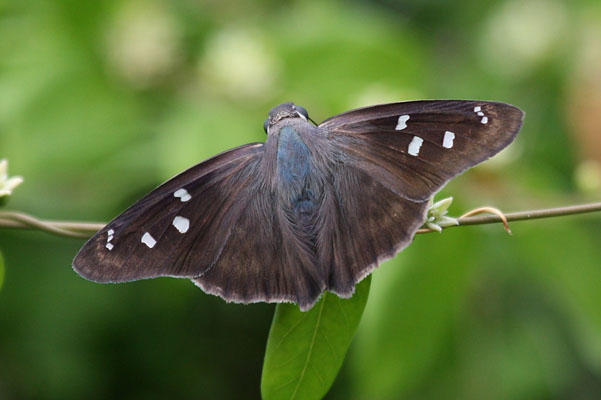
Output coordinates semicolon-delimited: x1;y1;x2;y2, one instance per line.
73;100;524;310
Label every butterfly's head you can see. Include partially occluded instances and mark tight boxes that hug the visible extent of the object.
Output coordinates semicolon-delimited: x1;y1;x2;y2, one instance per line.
264;102;310;135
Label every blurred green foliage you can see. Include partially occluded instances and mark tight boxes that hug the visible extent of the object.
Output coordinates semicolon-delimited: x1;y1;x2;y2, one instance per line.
1;0;601;399
0;252;4;294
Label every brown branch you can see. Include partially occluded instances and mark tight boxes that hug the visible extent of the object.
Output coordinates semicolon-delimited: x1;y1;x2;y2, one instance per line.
0;211;104;238
1;202;600;239
416;202;601;234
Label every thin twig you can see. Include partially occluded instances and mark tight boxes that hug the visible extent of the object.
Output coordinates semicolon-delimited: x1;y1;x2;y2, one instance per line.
0;202;600;239
416;202;601;234
0;211;104;238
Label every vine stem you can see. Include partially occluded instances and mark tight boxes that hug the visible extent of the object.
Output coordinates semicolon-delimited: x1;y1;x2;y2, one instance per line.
416;201;601;234
0;211;104;238
0;202;600;239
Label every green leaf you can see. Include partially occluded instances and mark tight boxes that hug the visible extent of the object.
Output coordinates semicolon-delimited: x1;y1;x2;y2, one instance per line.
261;275;371;400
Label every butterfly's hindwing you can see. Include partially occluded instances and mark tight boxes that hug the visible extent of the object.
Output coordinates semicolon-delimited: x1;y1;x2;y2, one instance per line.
314;162;429;297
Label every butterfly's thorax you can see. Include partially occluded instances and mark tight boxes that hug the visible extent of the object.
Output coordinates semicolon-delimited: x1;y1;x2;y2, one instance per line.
269;120;323;226
276;126;312;186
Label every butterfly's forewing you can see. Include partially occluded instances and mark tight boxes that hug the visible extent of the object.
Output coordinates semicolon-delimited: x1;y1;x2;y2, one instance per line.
73;143;267;282
321;100;524;201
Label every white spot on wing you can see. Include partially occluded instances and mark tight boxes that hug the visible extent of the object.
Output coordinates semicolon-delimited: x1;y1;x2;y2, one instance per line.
443;131;455;148
395;115;410;130
475;105;488;124
106;229;115;250
408;136;424;156
141;232;157;248
172;216;190;234
174;188;191;202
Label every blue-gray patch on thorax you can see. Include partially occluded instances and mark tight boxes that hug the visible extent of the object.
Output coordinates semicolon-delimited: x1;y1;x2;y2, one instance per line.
276;126;315;212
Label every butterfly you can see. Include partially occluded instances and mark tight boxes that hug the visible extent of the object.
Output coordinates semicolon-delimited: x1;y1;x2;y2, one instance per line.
73;100;524;310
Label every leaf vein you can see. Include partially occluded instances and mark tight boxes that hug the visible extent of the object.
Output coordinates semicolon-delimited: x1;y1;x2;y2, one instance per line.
288;294;327;400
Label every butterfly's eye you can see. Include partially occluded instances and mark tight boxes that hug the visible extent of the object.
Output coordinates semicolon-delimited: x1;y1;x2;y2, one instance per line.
263;118;269;134
295;105;309;120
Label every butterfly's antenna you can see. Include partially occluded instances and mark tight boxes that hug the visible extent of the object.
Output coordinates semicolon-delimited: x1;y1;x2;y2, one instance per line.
308;116;317;126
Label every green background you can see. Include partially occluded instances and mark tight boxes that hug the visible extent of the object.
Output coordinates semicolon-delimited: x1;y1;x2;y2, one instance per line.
1;0;601;399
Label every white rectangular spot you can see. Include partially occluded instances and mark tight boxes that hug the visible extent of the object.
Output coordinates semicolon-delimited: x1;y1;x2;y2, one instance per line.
408;136;423;156
105;243;114;251
107;235;114;242
172;216;190;234
474;106;481;112
108;229;114;235
481;116;488;124
174;188;191;202
141;232;157;248
395;115;410;130
443;131;455;148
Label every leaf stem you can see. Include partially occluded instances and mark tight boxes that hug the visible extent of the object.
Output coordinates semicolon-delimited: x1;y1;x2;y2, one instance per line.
0;202;600;239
